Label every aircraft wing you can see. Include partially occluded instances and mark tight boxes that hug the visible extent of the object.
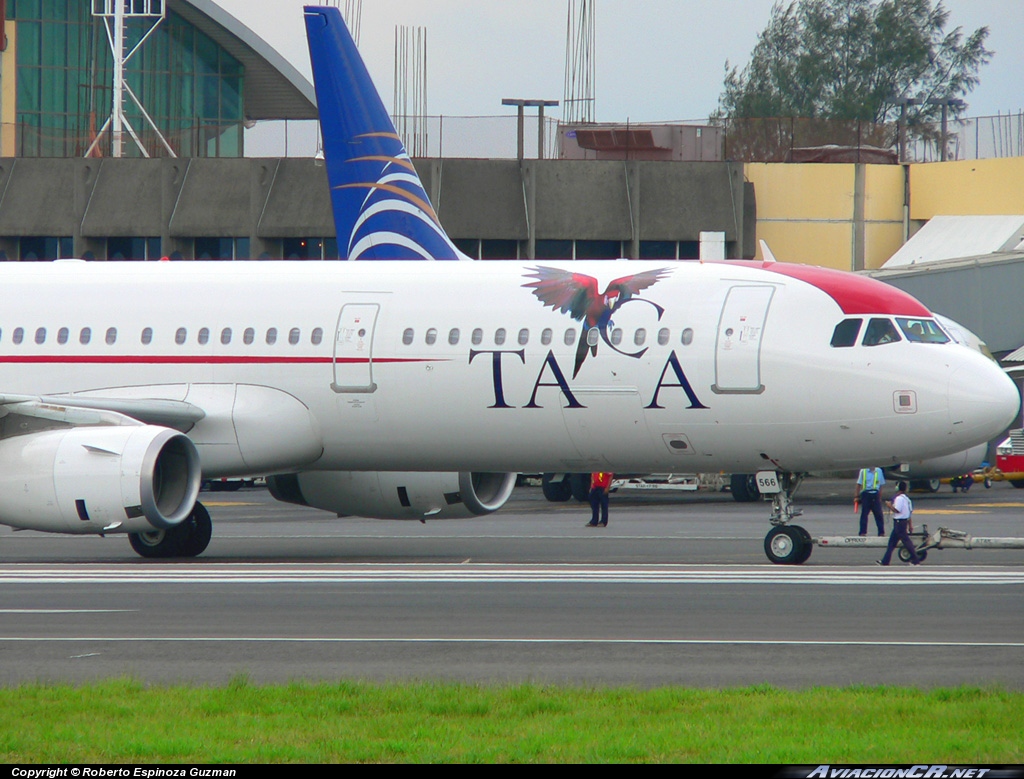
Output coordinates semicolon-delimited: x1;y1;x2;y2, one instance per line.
0;394;206;434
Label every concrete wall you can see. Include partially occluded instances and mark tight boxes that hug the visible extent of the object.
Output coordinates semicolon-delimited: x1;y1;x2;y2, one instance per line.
0;157;754;260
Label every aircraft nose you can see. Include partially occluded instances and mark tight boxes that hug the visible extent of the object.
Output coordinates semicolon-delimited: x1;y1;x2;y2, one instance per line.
948;361;1021;444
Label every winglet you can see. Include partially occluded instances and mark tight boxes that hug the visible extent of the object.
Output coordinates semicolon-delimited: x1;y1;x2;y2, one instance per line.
759;240;778;264
304;6;467;261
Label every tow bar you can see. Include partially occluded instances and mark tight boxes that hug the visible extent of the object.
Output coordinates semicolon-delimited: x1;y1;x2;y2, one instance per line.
816;525;1024;562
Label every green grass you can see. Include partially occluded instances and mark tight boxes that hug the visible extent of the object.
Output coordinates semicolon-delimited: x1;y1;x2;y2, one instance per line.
1;679;1021;763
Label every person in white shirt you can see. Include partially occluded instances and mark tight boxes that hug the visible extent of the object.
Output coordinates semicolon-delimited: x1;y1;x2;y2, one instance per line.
877;481;922;566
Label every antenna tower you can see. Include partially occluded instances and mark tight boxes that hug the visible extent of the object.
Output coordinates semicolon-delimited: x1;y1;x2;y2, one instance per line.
394;25;428;157
563;0;596;124
87;0;175;158
326;0;362;45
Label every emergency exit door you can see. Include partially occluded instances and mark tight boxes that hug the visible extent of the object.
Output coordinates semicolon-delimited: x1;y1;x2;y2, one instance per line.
332;303;380;393
712;285;774;394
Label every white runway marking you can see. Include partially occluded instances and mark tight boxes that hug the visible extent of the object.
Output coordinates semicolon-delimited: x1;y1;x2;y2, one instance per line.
0;609;138;614
0;636;1021;648
0;564;1021;586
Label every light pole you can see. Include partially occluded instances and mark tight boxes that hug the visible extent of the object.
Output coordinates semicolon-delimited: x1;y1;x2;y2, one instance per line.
502;99;559;160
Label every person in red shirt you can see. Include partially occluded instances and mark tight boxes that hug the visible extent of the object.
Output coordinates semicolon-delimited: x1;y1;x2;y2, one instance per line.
586;471;613;527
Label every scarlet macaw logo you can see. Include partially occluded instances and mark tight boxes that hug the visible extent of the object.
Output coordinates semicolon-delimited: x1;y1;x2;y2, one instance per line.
522;266;672;377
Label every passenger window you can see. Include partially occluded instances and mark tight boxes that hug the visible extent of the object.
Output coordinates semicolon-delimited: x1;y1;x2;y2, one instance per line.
243;328;255;345
425;328;438;345
34;327;46;345
541;328;552;345
610;328;622;346
471;328;483;346
289;328;301;345
175;327;187;345
830;318;862;348
564;329;576;346
105;327;117;345
896;317;950;344
311;327;323;346
587;329;599;346
681;328;693;346
495;328;506;346
198;327;210;345
266;328;278;345
658;328;670;346
80;327;91;345
402;328;414;345
221;328;232;345
634;328;646;346
518;328;529;346
862;318;901;347
140;327;152;346
12;327;23;345
58;327;70;345
448;328;460;346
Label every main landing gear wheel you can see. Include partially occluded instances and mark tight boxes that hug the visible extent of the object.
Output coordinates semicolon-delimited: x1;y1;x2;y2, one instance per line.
541;473;572;502
128;502;212;559
569;473;591;503
730;473;760;503
764;525;812;565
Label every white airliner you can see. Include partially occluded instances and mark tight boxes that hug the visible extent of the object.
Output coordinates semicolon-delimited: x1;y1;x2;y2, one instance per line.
0;6;1017;565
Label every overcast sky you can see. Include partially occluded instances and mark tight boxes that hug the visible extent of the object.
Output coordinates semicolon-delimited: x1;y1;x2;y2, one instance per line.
216;0;1022;123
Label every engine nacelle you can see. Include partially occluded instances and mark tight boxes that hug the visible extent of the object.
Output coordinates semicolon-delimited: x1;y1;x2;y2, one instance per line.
267;470;517;520
0;426;201;534
890;443;988;479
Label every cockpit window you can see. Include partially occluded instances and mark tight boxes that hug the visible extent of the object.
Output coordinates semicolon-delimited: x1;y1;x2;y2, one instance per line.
862;318;901;346
896;317;950;344
830;318;862;348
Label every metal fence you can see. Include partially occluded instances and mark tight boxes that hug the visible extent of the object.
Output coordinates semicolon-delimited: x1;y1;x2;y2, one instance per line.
12;111;1019;163
247;115;562;160
250;112;1024;163
907;113;1024;162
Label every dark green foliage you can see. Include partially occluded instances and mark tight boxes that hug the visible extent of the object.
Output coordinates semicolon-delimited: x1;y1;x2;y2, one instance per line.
717;0;992;124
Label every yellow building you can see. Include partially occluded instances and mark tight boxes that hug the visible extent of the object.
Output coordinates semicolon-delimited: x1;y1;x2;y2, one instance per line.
746;156;1024;271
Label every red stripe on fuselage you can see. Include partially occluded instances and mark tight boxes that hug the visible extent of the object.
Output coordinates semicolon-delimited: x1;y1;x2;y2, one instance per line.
725;261;932;317
0;356;442;365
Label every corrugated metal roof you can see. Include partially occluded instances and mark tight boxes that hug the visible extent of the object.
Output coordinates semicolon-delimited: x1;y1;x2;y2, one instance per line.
170;0;317;121
883;215;1024;268
1004;344;1024;363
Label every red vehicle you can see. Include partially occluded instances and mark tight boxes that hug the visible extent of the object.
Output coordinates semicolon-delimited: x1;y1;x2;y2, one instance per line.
995;430;1024;488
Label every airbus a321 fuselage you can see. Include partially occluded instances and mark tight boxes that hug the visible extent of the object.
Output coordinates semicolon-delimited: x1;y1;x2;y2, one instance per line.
0;6;1016;565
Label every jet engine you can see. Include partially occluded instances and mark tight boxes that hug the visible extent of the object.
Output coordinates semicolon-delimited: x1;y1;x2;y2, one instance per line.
0;425;201;534
267;470;517;520
892;444;988;480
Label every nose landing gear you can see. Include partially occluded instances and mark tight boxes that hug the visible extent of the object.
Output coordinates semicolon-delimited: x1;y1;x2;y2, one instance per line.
758;471;813;565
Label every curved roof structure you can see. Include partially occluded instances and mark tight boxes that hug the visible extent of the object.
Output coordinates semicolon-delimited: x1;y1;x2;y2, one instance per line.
169;0;317;121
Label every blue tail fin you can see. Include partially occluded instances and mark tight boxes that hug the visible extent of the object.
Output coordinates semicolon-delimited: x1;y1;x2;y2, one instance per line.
304;5;466;261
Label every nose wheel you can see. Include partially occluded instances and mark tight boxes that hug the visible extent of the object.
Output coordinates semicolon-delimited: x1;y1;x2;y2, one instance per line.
764;524;812;565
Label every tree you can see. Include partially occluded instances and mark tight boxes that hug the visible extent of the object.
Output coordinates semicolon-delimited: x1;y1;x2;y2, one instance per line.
716;0;992;124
